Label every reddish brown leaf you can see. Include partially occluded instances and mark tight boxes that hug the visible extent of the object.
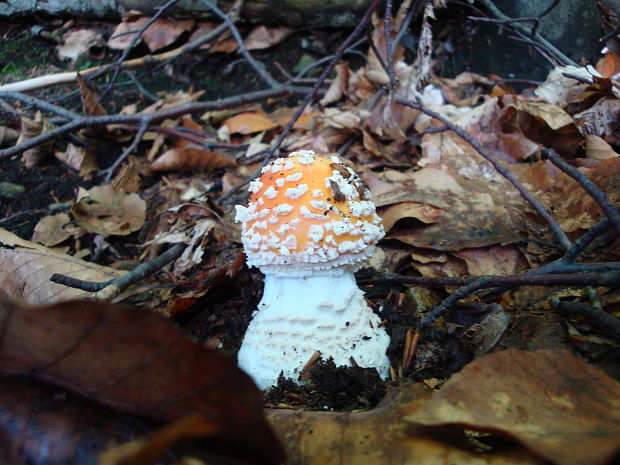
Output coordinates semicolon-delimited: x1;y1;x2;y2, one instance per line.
0;299;285;465
407;349;620;465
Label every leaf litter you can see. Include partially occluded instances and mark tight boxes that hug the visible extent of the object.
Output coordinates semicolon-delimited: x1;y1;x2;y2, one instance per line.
1;3;620;465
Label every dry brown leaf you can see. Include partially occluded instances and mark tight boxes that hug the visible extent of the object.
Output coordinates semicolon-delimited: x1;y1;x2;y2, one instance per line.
71;186;146;235
268;108;320;130
574;98;620;138
57;29;103;63
514;99;574;131
585;134;619;159
320;63;349;106
151;144;236;172
141;18;195;52
596;51;620;79
534;65;593;106
77;73;107;116
267;382;547;465
18;111;54;167
222;111;278;135
244;25;292;50
455;98;540;162
189;22;236;53
452;245;527;276
0;126;19;147
99;414;221;465
407;349;620;465
372;131;525;251
0;228;124;303
380;202;444;232
31;213;73;247
55;143;100;174
107;17;148;50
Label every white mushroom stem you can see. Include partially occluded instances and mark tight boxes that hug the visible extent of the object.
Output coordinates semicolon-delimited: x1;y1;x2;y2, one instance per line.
237;267;391;390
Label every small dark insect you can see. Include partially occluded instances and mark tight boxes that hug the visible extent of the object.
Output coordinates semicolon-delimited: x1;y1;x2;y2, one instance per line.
329;180;346;202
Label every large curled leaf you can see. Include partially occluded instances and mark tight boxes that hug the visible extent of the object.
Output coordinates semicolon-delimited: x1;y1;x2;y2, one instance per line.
0;227;124;303
0;299;285;465
407;349;620;465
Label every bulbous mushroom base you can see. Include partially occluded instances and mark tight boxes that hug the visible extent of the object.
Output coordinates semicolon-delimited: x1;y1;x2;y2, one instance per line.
237;269;390;390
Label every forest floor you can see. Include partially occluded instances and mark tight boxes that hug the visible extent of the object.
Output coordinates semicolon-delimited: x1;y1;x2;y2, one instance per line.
1;3;620;465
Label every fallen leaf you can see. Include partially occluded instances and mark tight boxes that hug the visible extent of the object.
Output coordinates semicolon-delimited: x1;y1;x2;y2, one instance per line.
17;111;54;168
452;245;527;276
141;18;196;52
596;51;620;78
99;414;221;465
31;213;72;247
407;349;620;465
244;25;292;50
71;186;146;235
107;17;148;50
77;73;107;116
534;65;595;106
0;126;19;147
189;22;236;53
222;111;278;135
320;62;349;106
0;228;124;303
380;201;444;232
0;378;145;465
267;382;548;465
57;29;103;63
515;99;574;131
0;299;285;465
585;134;619;159
573;97;620;138
55;143;100;174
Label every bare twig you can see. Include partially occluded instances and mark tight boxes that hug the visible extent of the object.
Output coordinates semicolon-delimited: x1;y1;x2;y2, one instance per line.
422;271;620;326
0;91;81;119
195;0;280;89
0;86;314;161
553;298;620;341
217;0;384;205
396;97;572;250
384;0;397;89
102;118;149;181
50;243;186;294
474;0;575;66
101;0;182;99
544;148;620;234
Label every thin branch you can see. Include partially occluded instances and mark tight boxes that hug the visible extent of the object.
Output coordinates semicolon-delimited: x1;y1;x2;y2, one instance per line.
544;148;620;234
421;271;620;326
475;0;575;66
553;298;620;341
195;0;280;89
0;86;313;161
562;218;611;264
396;97;572;250
0;91;81;119
102;119;149;181
101;0;182;98
384;0;397;89
50;243;186;293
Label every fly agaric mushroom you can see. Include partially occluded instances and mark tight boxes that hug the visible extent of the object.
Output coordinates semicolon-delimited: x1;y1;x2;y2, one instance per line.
234;150;390;390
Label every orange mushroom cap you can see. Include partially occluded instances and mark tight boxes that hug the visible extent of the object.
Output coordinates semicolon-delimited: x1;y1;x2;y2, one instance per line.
235;150;384;274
